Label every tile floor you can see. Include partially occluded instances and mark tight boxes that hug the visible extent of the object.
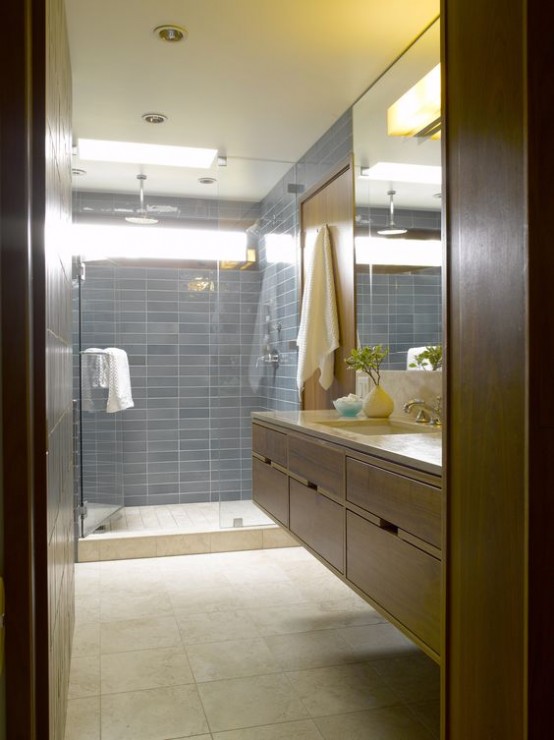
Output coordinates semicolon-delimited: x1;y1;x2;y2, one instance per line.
66;546;440;739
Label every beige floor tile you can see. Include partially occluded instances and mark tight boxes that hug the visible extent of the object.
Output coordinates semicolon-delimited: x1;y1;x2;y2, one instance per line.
176;609;261;645
74;563;100;594
263;546;313;563
286;663;399;717
264;629;359;671
313;705;435;740
167;583;243;613
296;573;363;602
231;580;308;609
75;593;100;624
101;648;194;694
408;700;441;738
243;600;383;637
335;622;418;658
99;588;173;621
198;673;309;733
213;719;324;739
222;560;293;586
100;685;209;740
68;655;100;699
186;637;280;682
371;653;440;704
371;652;439;683
100;615;181;654
64;696;100;740
72;622;100;658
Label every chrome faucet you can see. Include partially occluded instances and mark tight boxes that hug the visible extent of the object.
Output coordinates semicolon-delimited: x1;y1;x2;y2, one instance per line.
403;396;442;426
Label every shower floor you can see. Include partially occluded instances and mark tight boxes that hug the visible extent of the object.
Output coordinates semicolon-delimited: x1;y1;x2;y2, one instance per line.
77;500;295;563
87;500;274;537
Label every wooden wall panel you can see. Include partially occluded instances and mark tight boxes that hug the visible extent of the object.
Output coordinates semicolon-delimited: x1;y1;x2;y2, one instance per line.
1;0;73;737
443;0;527;736
300;159;355;409
1;2;39;735
42;0;75;737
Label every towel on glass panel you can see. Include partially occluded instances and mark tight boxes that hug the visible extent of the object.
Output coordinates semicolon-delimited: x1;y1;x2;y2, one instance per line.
296;224;340;391
81;347;134;413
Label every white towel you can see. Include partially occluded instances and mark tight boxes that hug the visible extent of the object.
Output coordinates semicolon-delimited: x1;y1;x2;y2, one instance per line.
81;348;108;412
104;348;134;413
296;225;340;391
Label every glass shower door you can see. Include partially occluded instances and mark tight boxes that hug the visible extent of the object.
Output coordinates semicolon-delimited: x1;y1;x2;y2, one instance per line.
74;260;125;537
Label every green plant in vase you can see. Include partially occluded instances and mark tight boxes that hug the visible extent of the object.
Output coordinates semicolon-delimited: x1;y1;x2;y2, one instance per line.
345;345;394;418
409;344;443;371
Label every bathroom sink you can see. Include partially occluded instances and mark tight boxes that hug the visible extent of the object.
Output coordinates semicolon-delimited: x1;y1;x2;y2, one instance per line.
314;418;439;436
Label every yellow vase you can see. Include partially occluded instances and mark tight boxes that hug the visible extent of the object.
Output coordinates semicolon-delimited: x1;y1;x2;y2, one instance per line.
362;384;394;418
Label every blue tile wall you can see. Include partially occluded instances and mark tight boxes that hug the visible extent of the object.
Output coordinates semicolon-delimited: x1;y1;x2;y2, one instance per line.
74;262;266;506
357;267;442;369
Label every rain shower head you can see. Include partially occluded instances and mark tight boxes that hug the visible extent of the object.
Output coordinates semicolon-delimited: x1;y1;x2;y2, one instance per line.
377;189;407;236
125;174;159;225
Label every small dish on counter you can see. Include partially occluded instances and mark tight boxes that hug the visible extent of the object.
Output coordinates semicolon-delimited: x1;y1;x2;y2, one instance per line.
332;394;363;417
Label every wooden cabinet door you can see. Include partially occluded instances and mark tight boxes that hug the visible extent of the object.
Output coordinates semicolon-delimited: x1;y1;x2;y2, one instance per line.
347;511;441;655
290;479;344;572
252;457;289;527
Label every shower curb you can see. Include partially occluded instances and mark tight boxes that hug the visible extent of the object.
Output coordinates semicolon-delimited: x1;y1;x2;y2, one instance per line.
77;524;297;562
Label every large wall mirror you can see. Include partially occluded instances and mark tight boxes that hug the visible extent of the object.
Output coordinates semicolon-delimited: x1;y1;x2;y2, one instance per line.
353;19;441;370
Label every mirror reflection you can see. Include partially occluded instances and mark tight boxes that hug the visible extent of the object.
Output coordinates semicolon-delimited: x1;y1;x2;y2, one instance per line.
353;20;441;370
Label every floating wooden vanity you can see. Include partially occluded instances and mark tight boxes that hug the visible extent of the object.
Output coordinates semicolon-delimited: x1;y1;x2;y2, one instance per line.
251;411;442;663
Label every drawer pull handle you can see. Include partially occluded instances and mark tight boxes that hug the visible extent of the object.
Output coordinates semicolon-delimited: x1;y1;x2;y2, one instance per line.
379;518;398;535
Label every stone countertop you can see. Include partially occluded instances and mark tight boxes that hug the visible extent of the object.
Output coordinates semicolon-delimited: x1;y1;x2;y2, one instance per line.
252;410;442;476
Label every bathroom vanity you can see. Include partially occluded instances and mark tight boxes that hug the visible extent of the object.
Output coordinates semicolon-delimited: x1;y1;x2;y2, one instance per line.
251;410;442;662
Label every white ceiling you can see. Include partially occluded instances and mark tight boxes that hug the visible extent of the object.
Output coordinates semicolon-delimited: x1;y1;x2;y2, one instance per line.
66;0;439;202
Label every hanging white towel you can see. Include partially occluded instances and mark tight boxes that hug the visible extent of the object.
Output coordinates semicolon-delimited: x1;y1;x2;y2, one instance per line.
104;348;134;413
81;348;108;412
296;225;340;391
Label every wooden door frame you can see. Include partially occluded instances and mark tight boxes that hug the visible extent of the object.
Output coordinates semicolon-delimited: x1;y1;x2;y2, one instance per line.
1;0;47;736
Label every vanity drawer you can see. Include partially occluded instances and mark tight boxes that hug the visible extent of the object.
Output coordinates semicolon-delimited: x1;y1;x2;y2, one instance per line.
252;423;288;467
290;478;344;572
346;511;441;654
346;458;441;548
288;435;344;498
252;457;289;527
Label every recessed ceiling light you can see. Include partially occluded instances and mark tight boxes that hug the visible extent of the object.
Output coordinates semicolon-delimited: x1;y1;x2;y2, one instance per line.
198;177;216;185
154;25;188;43
72;168;87;176
77;139;217;169
142;112;168;124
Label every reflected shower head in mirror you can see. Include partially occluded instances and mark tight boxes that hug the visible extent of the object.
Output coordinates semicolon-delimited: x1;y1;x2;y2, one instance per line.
125;174;159;225
377;189;407;236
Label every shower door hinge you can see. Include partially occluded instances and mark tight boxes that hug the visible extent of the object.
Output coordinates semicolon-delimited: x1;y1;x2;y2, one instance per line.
80;262;86;281
76;502;88;518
